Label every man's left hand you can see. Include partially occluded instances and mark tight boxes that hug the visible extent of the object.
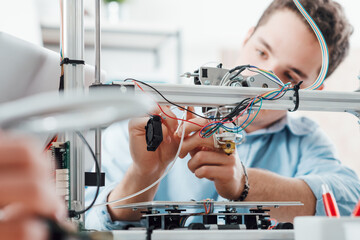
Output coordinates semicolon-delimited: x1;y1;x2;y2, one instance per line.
177;118;245;200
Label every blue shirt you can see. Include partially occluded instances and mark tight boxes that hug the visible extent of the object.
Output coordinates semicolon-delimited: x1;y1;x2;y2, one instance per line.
85;113;360;230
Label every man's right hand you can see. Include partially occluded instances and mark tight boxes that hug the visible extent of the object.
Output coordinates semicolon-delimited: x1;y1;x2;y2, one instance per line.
128;107;180;176
107;107;182;221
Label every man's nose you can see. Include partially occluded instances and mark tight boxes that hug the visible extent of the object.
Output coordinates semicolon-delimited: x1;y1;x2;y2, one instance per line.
261;61;282;77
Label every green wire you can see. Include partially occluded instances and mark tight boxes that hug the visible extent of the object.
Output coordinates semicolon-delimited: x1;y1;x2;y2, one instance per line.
237;97;263;132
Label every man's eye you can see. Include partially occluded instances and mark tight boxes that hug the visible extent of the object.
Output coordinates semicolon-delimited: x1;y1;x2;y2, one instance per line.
256;49;267;58
284;72;297;83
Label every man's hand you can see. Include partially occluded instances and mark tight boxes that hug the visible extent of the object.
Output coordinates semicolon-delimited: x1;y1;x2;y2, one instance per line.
108;107;182;221
177;118;245;200
0;134;67;240
128;107;180;176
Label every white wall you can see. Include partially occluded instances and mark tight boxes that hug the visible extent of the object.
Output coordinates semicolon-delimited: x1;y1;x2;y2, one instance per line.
0;0;42;45
35;0;360;80
124;0;360;71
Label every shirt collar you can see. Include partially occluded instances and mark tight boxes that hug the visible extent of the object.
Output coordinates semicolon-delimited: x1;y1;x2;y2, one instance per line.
244;113;318;137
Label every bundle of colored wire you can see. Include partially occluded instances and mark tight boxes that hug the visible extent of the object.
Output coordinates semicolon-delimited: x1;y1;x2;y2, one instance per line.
268;218;278;230
293;0;329;90
203;199;214;214
199;83;291;138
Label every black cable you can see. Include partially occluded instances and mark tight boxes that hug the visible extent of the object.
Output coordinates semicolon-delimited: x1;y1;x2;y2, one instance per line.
124;78;222;120
125;76;290;133
223;98;252;121
68;131;101;218
201;98;253;138
228;65;250;81
228;65;251;74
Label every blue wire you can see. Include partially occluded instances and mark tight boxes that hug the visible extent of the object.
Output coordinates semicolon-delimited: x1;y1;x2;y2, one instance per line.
293;0;329;89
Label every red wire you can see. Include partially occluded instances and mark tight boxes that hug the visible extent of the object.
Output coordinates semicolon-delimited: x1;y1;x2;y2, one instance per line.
44;135;58;151
268;218;278;229
203;202;208;214
132;80;285;135
132;81;204;128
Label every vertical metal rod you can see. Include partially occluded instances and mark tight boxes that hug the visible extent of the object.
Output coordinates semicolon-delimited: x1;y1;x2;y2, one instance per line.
95;0;101;84
94;0;102;171
63;0;85;221
95;128;101;172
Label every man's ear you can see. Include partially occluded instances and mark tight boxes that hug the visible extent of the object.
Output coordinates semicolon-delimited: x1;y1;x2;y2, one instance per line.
243;27;255;46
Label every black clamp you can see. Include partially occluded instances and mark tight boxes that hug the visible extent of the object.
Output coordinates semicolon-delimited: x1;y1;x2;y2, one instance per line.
59;58;85;92
60;58;85;66
289;81;303;112
145;115;163;151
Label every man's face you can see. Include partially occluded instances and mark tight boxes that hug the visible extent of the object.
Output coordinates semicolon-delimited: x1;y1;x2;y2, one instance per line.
237;9;322;132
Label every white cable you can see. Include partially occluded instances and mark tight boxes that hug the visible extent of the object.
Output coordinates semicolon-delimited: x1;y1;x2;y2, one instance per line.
93;108;188;207
220;71;231;86
247;68;284;86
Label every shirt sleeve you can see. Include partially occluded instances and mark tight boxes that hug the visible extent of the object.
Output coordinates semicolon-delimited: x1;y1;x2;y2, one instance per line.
295;128;360;216
85;182;144;230
85;121;143;230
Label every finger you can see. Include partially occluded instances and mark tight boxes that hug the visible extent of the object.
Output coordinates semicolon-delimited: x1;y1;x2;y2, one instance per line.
0;217;49;240
187;151;232;173
177;117;208;138
0;140;44;168
128;117;149;132
162;125;172;144
194;165;233;182
179;133;215;158
0;179;64;221
0;145;49;181
159;106;179;133
188;146;204;157
177;106;196;120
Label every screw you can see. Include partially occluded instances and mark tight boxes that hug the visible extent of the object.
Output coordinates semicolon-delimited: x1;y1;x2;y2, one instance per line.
249;77;255;82
204;80;211;85
230;82;241;87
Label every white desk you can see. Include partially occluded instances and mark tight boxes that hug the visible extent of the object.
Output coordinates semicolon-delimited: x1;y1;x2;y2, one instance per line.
111;229;294;240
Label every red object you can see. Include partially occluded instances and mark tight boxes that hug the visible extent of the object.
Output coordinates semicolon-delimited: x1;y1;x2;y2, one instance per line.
322;184;340;217
352;200;360;217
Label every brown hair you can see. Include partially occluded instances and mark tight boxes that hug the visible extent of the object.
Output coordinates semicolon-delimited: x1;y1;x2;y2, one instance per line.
255;0;353;78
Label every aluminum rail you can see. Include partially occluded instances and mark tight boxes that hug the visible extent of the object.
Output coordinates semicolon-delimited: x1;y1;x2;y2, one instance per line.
118;83;360;114
62;0;85;221
94;0;102;171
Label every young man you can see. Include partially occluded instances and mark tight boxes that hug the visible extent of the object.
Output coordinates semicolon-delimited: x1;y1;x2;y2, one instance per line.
85;0;360;230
